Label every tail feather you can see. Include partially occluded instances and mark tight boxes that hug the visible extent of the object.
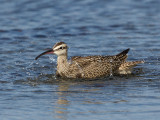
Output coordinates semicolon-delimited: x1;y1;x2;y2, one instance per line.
118;60;144;74
116;48;130;57
115;48;130;62
121;61;144;67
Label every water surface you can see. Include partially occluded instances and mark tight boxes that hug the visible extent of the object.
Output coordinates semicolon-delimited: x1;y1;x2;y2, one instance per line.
1;0;160;120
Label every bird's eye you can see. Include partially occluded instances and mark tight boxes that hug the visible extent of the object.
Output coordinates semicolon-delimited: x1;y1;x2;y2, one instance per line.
59;47;63;49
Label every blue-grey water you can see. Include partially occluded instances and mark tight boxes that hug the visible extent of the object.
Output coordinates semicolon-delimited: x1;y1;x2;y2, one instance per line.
1;0;160;120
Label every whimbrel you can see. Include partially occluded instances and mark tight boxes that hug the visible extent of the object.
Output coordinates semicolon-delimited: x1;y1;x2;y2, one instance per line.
35;42;144;78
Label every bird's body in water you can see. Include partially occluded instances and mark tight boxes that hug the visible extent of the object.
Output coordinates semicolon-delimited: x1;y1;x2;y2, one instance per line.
35;42;144;79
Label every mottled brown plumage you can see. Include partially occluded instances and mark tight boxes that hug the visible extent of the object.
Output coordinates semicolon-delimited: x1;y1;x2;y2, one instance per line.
35;42;144;78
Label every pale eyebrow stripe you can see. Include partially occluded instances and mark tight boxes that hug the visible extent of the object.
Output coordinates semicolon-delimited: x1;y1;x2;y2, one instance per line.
54;46;67;51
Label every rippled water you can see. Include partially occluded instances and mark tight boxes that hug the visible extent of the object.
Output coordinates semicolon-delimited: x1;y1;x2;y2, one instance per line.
1;0;160;120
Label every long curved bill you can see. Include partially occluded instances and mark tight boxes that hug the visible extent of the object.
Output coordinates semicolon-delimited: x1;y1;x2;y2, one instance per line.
35;49;53;60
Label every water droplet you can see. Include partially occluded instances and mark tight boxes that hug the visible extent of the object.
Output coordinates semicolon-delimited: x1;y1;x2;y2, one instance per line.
49;56;56;63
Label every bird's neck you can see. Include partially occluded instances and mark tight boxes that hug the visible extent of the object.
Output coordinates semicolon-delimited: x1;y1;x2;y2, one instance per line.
57;54;69;73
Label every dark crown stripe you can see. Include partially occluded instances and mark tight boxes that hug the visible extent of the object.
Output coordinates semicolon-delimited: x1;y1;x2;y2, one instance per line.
54;42;66;48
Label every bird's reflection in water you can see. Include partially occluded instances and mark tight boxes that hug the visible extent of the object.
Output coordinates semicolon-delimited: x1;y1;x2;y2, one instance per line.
54;82;70;120
53;78;105;120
